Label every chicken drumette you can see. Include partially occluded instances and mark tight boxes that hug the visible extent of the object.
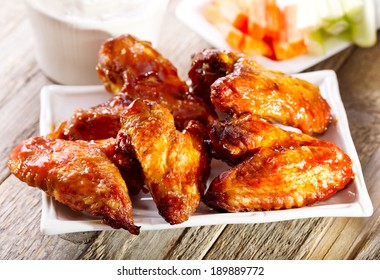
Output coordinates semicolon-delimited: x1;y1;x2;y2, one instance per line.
8;136;139;234
117;99;210;224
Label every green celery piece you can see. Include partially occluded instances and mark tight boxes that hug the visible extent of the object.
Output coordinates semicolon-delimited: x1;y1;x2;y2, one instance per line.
318;0;349;35
340;0;364;23
323;19;349;35
351;0;377;47
306;29;326;56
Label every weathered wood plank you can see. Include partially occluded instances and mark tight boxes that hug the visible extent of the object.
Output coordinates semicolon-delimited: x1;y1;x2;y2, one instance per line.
203;217;338;260
79;224;226;260
300;33;380;260
336;32;380;167
305;147;380;260
0;0;100;259
0;176;98;260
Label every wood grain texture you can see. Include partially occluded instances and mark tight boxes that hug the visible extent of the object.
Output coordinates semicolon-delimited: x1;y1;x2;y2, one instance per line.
0;176;97;260
306;147;380;260
0;0;379;260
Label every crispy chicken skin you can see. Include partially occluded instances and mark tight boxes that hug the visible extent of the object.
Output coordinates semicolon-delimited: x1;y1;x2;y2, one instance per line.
51;120;145;195
96;34;217;130
210;57;332;135
209;113;319;165
204;144;354;212
8;136;139;234
94;138;145;196
117;99;210;224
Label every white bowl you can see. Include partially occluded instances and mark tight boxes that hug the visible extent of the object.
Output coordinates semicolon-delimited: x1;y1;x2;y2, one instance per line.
26;0;169;85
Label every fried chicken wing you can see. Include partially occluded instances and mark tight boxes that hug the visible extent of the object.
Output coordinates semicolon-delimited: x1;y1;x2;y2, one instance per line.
55;95;131;141
97;34;187;96
210;57;332;135
204;144;354;212
188;49;239;106
188;49;331;135
8;136;139;234
96;34;217;130
117;99;210;224
51;117;145;195
209;113;319;165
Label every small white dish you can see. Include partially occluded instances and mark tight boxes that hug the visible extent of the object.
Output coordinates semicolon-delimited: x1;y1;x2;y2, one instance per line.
39;70;372;235
175;0;380;74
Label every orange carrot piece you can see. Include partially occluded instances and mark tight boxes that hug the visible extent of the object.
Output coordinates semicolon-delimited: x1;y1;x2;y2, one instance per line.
241;0;267;40
240;34;273;57
214;0;248;33
203;4;244;50
265;0;282;40
271;5;306;60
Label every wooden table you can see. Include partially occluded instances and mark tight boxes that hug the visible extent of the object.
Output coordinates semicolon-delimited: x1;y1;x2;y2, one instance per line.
1;0;379;260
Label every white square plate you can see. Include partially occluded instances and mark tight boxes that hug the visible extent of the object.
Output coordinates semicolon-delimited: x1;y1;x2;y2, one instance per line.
175;0;380;74
39;70;373;235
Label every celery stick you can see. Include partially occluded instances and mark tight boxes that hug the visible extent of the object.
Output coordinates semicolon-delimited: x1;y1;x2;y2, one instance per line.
351;0;377;47
324;20;349;35
306;30;326;56
317;0;349;35
340;0;364;23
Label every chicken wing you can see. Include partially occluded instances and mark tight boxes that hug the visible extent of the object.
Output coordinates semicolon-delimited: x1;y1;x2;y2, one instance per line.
188;49;331;135
188;49;239;106
8;136;139;234
209;113;319;165
96;34;217;130
203;143;353;212
117;99;210;224
55;95;131;141
210;56;332;135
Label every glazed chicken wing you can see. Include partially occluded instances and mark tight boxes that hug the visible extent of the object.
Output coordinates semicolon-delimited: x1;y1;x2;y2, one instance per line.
189;49;331;135
209;113;319;165
210;57;332;135
8;136;139;234
117;99;210;224
55;95;131;141
97;34;187;96
204;143;353;212
96;34;217;130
